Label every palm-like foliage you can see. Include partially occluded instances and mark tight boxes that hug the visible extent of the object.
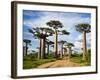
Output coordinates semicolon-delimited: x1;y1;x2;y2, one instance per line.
75;23;91;61
61;30;70;35
46;20;63;29
76;24;91;33
29;27;54;38
66;43;74;48
23;39;31;56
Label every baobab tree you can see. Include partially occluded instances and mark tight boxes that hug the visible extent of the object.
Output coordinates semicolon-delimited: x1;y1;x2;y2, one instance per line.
23;39;31;56
46;20;69;58
29;27;54;59
65;42;74;59
36;47;41;59
58;40;67;58
75;23;91;61
51;44;54;54
63;47;68;56
46;39;54;55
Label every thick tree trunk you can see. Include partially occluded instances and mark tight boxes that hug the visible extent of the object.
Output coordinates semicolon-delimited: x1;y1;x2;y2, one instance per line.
47;44;49;55
60;44;63;58
82;31;87;61
41;38;46;59
68;47;71;59
64;48;67;56
25;43;28;56
23;46;26;57
54;30;58;58
38;39;42;59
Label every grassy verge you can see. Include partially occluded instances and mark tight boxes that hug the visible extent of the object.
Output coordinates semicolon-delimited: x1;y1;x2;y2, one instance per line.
23;58;56;69
71;53;91;66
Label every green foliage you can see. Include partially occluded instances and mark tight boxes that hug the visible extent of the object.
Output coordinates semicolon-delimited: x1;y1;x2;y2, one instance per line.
23;53;56;69
61;30;70;35
71;52;91;66
58;40;67;44
65;42;74;48
29;27;54;39
23;56;31;61
46;20;63;29
46;53;55;59
23;59;56;69
71;53;80;57
87;50;91;65
71;56;84;64
75;23;91;33
23;39;31;44
23;49;91;69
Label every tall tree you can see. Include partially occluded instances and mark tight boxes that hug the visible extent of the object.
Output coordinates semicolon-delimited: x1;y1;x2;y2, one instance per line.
46;40;54;55
75;23;91;61
58;40;67;58
23;39;31;56
29;27;54;59
47;20;62;58
36;47;41;59
51;44;54;54
65;42;74;59
46;20;69;58
63;47;68;56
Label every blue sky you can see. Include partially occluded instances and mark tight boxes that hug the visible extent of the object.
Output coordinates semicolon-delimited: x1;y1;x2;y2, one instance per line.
23;10;91;53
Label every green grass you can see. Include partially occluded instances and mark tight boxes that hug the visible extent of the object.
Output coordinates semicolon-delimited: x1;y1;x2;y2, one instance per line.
23;53;57;69
23;52;91;69
71;53;91;66
23;58;56;69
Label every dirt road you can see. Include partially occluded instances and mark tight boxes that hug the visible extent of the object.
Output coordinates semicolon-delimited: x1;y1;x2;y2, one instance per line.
37;57;81;68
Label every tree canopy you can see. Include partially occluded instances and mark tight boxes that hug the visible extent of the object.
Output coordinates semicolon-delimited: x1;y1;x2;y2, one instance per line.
46;20;63;29
28;27;54;39
65;42;74;48
75;23;91;33
23;39;31;44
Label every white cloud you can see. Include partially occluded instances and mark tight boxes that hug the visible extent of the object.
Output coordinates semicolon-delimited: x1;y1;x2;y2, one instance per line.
73;32;91;52
23;12;90;30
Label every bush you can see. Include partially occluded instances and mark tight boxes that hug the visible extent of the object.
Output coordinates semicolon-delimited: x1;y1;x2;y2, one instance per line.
23;56;31;61
46;53;54;59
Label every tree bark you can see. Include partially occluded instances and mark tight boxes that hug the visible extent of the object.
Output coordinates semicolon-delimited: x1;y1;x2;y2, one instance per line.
38;39;42;59
23;46;26;57
54;30;58;58
82;31;87;61
25;43;28;56
60;44;63;58
41;38;46;59
47;44;49;55
68;47;71;59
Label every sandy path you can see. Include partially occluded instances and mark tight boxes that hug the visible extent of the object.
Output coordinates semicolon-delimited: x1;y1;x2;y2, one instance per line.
37;57;81;68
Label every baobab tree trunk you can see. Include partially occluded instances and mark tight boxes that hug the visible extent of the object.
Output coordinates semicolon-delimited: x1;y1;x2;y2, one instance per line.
54;30;58;58
60;44;63;58
25;43;28;56
41;38;46;59
38;39;42;59
68;47;71;60
47;44;49;55
82;31;87;61
23;46;26;57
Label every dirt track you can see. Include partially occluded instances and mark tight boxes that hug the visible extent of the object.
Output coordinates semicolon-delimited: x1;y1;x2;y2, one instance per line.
37;57;81;68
